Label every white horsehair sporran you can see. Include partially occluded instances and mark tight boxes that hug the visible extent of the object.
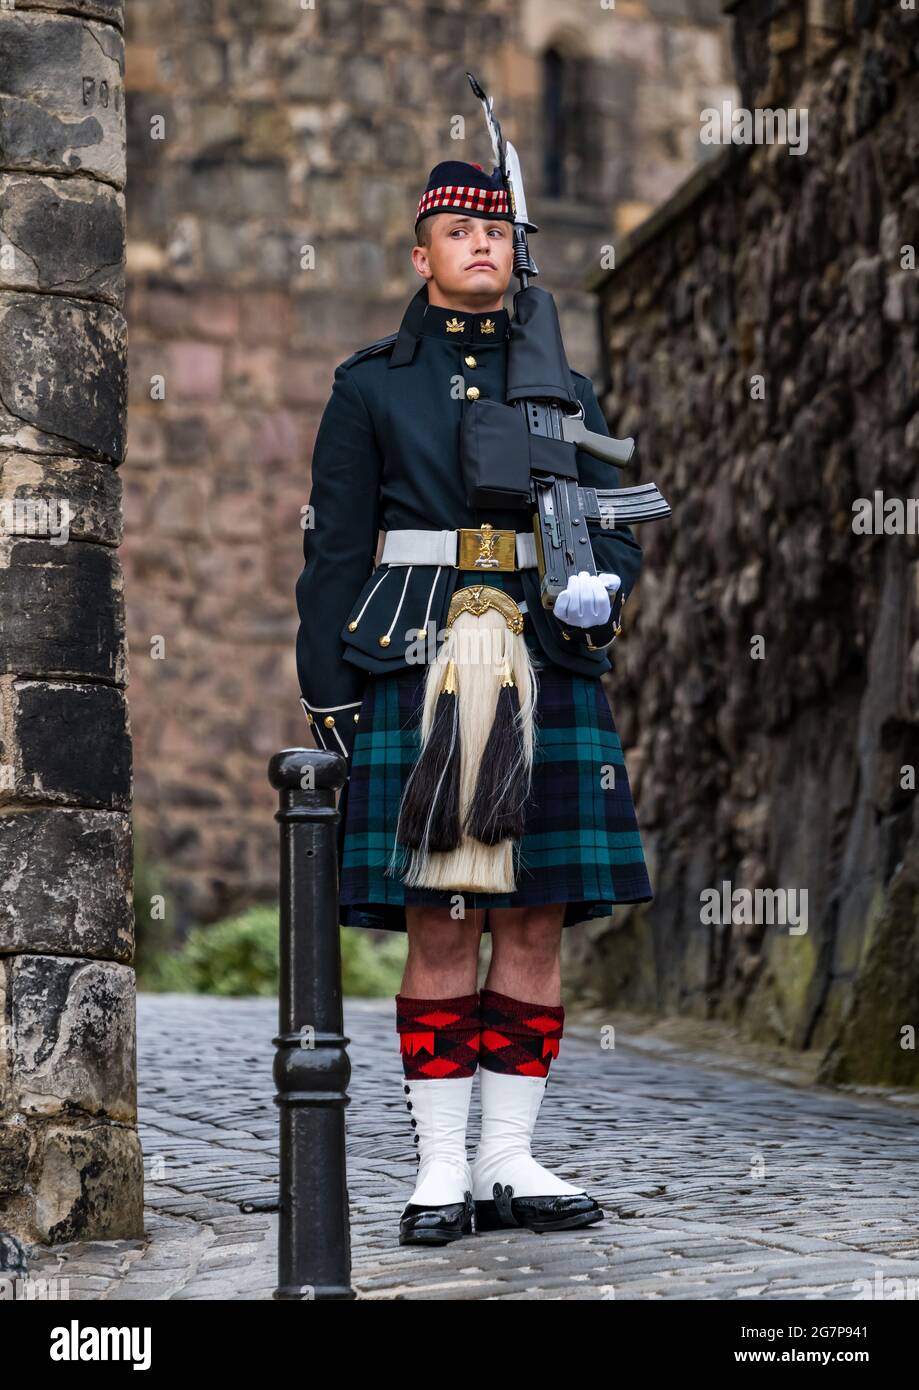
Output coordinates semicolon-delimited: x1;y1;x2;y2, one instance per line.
386;584;538;892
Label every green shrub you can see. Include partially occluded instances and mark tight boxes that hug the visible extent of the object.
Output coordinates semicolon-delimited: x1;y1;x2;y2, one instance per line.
179;907;280;996
340;921;408;997
138;902;406;999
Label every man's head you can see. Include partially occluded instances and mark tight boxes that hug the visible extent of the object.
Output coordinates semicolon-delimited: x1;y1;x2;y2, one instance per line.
412;159;515;307
412;212;513;304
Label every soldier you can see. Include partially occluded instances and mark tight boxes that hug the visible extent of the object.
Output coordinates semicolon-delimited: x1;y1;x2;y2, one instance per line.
295;159;653;1245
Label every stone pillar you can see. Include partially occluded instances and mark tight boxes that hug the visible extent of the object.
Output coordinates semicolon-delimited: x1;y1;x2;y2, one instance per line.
0;1;142;1243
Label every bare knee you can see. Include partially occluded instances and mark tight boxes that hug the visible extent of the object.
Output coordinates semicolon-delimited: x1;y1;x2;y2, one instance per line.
402;905;483;996
487;905;563;1000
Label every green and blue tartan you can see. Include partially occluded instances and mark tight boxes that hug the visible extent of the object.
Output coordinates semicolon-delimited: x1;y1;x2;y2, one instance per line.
337;571;653;932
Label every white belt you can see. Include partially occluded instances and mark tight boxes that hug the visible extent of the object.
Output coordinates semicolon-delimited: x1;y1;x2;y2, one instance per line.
381;528;538;569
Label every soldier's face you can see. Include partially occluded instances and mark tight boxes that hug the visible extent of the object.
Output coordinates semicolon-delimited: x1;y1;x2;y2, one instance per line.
412;215;514;302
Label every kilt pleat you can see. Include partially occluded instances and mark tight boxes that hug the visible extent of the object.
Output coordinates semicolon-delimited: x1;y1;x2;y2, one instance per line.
335;571;653;932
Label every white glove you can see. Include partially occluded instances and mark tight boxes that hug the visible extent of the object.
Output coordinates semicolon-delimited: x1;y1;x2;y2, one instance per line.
553;571;621;629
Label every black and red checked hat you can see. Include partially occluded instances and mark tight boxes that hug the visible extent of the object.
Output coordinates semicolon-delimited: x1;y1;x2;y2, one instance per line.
414;159;513;228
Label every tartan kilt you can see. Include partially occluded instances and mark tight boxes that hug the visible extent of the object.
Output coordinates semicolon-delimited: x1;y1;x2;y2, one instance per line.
336;571;653;932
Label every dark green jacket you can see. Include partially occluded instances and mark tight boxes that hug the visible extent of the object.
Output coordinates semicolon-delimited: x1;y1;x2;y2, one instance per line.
295;284;642;760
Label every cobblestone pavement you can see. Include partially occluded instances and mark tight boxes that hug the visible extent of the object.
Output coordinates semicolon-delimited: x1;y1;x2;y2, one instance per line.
24;993;919;1300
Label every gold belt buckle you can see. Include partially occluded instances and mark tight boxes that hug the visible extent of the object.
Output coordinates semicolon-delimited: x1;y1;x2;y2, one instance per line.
455;522;517;571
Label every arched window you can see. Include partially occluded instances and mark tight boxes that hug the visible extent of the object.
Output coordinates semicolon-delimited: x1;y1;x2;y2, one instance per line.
543;48;567;199
542;45;600;201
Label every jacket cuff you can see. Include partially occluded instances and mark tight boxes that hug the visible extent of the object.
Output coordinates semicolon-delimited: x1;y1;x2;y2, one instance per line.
300;697;362;762
554;588;626;652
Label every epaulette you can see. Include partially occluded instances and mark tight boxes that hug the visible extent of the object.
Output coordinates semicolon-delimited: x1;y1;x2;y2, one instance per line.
341;333;398;369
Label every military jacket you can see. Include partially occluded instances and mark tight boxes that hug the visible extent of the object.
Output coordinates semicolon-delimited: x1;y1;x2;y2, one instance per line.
295;284;643;760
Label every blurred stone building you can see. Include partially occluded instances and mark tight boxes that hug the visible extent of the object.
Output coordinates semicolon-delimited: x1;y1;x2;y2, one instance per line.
124;0;734;926
589;0;919;1083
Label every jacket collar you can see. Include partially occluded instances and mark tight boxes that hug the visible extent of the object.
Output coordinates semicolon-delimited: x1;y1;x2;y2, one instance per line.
389;284;510;367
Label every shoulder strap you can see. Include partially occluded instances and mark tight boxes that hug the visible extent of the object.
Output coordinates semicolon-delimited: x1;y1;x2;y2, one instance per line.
341;333;397;369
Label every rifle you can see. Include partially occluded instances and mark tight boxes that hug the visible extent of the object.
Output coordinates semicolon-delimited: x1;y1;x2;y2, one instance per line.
463;72;671;609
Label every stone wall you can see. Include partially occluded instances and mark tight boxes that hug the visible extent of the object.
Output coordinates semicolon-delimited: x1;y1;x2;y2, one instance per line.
0;1;143;1243
123;0;734;928
590;0;919;1084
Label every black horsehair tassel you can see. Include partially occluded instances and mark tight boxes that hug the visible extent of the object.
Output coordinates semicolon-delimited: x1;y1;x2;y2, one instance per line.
395;659;462;851
464;660;528;845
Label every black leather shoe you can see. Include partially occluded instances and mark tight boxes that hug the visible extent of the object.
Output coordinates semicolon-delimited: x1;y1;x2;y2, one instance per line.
399;1190;474;1246
475;1184;604;1234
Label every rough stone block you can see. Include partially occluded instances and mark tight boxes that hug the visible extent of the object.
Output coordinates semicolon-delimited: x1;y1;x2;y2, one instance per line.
0;679;132;809
171;158;288;221
0;292;126;461
10;955;136;1120
32;1122;143;1244
282;50;339;102
0;810;133;961
0;1119;31;1204
845;255;883;316
0;174;125;304
0;538;125;683
0;12;125;185
0;452;121;546
21;2;123;21
854;46;895;139
167;341;224;403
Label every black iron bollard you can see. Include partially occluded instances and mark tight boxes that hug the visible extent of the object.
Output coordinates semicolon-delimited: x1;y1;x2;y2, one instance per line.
268;747;355;1301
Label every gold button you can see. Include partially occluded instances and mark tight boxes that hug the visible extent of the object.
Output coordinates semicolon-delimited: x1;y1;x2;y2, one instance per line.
465;385;480;401
353;712;360;722
323;715;335;728
306;712;314;724
464;355;477;368
348;620;358;631
379;635;391;647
